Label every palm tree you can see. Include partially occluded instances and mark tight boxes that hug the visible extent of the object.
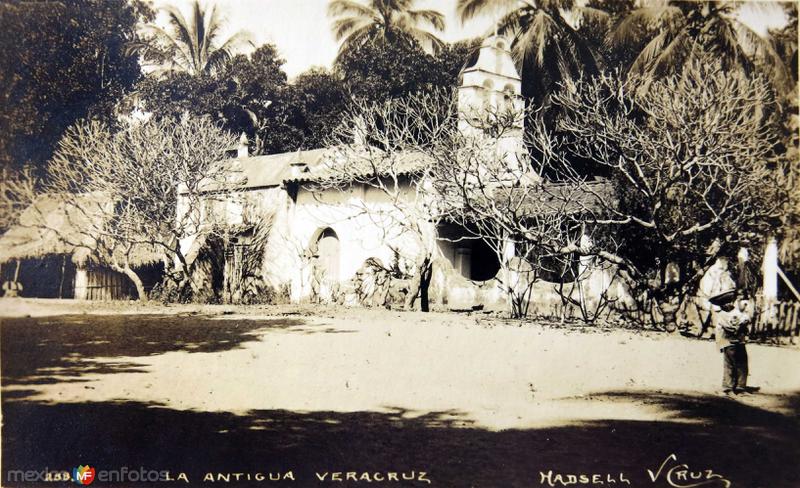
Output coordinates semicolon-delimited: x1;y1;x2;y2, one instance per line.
769;2;798;85
133;1;253;77
609;0;791;91
328;0;445;59
456;0;609;104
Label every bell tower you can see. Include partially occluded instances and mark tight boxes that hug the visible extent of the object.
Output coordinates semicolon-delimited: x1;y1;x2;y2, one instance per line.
457;35;526;175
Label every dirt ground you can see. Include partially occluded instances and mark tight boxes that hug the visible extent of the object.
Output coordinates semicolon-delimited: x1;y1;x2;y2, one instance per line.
1;298;799;487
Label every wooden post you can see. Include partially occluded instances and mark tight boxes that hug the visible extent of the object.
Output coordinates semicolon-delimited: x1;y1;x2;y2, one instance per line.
74;267;86;300
58;255;66;298
793;303;800;337
762;237;779;325
222;234;231;304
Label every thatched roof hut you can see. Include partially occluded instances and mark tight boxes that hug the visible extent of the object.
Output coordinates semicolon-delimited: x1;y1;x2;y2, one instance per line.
0;193;162;267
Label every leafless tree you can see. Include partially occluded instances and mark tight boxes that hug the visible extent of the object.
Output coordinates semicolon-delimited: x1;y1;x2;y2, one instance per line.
36;115;239;300
0;167;36;233
534;57;789;323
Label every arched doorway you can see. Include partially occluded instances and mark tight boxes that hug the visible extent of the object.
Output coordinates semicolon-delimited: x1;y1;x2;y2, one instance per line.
315;228;340;283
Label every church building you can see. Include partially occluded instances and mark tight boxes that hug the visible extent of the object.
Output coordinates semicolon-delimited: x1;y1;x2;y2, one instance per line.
178;35;625;312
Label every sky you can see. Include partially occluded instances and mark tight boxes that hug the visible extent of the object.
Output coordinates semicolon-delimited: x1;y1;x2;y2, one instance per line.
153;0;791;79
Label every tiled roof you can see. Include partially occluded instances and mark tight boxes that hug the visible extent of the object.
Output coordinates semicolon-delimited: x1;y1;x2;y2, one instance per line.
227;147;331;189
284;149;433;185
198;146;430;192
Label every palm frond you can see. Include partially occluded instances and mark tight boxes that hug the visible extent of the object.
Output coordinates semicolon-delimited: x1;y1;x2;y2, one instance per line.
608;5;683;47
201;4;225;62
515;9;555;67
126;37;169;63
493;7;531;38
552;8;604;72
163;4;198;67
629;29;671;75
204;5;224;41
552;41;575;83
729;1;778;16
133;1;250;77
335;23;380;58
574;5;610;27
193;1;207;53
407;27;445;53
330;0;445;56
195;2;214;70
391;0;416;10
733;19;793;92
214;31;254;58
647;29;690;78
205;49;232;75
457;0;517;23
406;9;445;31
328;0;375;19
332;16;372;41
138;24;195;73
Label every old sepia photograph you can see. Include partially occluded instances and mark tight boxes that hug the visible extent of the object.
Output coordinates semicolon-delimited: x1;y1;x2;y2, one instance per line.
1;0;798;486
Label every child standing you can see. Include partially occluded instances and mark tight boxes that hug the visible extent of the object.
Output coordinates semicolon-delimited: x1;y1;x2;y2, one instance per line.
713;293;752;395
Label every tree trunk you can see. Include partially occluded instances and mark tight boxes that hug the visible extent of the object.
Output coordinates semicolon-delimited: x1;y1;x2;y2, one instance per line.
404;277;420;311
405;255;432;312
125;268;148;302
419;258;432;312
110;262;148;302
166;250;194;301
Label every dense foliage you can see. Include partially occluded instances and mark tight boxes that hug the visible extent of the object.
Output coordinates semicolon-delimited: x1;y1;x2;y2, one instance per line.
135;44;303;154
0;0;150;172
136;37;475;154
335;37;478;102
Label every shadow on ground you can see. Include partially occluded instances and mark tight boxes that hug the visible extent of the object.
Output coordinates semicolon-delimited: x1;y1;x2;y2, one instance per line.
2;391;798;487
0;314;316;385
2;315;798;486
